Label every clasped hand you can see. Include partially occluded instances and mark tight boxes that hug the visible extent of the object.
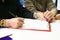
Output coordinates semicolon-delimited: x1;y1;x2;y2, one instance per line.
36;11;55;22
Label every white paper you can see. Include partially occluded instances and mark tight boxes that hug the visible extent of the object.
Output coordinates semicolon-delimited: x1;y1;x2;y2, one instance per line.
0;20;60;40
22;19;49;30
0;28;13;38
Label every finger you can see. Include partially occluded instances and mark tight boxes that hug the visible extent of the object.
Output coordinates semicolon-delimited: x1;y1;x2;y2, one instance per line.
47;18;51;22
13;21;24;28
18;21;24;27
46;14;52;19
47;14;55;20
50;17;55;23
44;11;48;16
18;19;24;24
44;11;50;19
38;16;46;20
18;18;24;22
47;12;51;16
45;12;52;19
47;17;54;23
44;10;48;15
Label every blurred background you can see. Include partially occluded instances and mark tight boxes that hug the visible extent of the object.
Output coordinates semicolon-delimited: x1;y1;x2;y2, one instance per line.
53;0;60;11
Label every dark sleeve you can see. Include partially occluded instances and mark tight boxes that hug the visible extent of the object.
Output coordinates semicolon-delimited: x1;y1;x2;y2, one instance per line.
16;0;35;19
22;8;35;19
8;0;35;19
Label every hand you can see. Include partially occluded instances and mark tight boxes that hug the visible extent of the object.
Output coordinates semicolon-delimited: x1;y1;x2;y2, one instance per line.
56;14;60;20
5;17;24;29
44;11;55;22
36;12;46;20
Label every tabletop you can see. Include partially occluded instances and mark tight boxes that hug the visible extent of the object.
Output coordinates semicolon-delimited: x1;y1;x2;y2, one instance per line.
0;20;60;40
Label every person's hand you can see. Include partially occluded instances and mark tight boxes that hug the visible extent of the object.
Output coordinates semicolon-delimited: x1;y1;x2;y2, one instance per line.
44;11;55;22
35;12;46;20
5;17;24;29
56;14;60;20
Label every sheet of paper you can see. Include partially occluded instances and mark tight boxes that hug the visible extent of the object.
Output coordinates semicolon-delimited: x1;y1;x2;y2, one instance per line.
0;28;12;38
22;19;49;30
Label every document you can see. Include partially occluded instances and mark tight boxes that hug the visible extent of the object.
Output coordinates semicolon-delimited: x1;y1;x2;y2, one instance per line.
22;19;49;30
0;28;12;38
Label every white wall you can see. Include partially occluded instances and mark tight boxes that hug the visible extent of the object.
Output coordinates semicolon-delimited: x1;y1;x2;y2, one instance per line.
53;0;56;3
57;0;60;10
53;0;60;10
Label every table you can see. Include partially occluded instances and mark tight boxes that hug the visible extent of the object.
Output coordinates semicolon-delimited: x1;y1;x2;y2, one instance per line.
0;20;60;40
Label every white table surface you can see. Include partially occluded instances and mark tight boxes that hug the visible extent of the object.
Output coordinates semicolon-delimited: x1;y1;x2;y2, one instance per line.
0;20;60;40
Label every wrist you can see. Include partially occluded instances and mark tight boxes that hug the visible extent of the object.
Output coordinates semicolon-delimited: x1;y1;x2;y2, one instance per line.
5;19;11;27
0;19;6;27
50;11;56;17
34;12;38;18
0;19;11;28
34;11;43;19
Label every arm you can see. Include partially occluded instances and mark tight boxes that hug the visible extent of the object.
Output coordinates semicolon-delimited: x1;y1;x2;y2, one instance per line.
25;0;46;20
13;0;35;19
44;0;57;22
0;18;24;28
25;0;37;12
47;0;57;15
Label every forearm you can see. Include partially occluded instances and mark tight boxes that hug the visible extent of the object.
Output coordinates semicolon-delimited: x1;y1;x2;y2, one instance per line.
25;0;44;19
25;0;37;12
47;0;57;16
23;9;35;19
50;8;57;16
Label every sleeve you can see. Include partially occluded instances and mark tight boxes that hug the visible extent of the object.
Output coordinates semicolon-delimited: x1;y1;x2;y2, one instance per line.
25;0;38;13
16;0;35;19
47;0;57;14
